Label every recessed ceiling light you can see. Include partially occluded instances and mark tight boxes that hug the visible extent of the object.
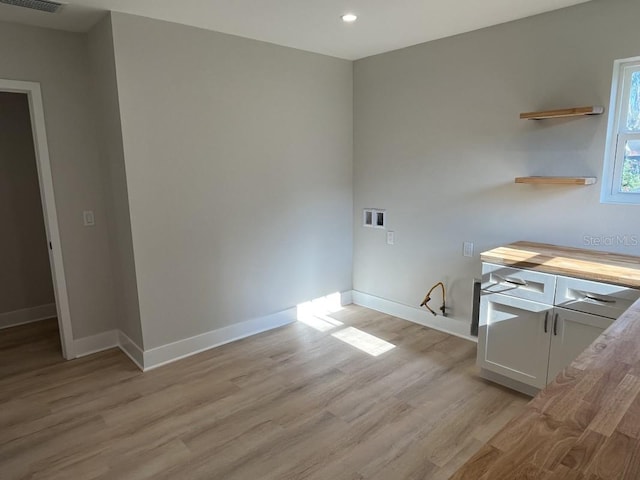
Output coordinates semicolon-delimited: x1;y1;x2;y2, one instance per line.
341;13;358;23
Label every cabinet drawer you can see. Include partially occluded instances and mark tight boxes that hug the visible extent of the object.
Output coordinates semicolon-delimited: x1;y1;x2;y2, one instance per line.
555;276;640;319
481;263;556;304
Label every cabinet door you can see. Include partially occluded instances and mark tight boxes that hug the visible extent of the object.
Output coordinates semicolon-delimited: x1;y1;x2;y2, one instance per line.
547;307;613;383
478;293;552;389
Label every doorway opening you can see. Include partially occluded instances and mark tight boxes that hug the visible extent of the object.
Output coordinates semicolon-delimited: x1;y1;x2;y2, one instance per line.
0;80;74;359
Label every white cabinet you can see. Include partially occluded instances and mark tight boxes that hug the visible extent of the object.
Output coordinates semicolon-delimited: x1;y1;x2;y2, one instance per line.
547;308;613;381
478;294;552;389
478;264;640;394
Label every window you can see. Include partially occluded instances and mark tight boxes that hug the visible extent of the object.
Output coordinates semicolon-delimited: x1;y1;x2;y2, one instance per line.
602;57;640;204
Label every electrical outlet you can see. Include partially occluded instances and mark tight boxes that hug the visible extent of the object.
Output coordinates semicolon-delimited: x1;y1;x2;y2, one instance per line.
463;241;474;257
387;231;395;245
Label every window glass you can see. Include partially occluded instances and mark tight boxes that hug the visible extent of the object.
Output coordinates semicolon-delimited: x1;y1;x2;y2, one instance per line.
628;71;640;132
621;139;640;193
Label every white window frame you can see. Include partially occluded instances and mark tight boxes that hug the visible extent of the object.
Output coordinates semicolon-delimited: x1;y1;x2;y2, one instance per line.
601;57;640;205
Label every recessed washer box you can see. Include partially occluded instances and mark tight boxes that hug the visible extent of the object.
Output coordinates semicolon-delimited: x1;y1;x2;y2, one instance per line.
363;209;386;229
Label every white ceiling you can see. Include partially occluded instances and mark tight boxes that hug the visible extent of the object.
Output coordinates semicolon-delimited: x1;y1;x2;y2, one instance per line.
0;0;592;60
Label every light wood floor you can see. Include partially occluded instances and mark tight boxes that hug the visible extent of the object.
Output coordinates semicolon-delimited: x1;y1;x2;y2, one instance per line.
0;306;529;480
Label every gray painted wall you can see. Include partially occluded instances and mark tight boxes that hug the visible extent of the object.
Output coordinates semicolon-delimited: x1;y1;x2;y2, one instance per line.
87;15;143;346
0;21;117;338
109;13;353;349
353;0;640;327
6;0;633;352
0;92;54;314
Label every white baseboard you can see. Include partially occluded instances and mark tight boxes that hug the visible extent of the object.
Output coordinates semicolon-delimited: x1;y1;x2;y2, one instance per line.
351;290;477;343
72;291;351;372
74;330;119;357
70;308;299;371
142;307;298;371
73;329;144;368
340;290;353;306
117;331;145;370
0;303;57;330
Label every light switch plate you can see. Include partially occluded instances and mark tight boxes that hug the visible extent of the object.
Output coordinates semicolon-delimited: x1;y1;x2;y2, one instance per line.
83;210;95;227
463;241;474;257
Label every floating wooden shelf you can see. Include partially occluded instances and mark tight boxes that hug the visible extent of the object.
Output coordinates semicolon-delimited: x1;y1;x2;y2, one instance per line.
515;176;597;185
520;106;604;120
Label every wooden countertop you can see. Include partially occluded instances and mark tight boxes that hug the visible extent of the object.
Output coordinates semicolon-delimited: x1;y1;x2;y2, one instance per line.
453;242;640;479
451;298;640;480
481;241;640;288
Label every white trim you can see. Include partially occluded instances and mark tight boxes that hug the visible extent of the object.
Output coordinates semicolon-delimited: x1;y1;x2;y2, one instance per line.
142;307;298;371
74;329;144;368
74;330;118;357
0;303;57;330
73;291;352;372
340;290;353;306
0;79;75;358
601;56;640;205
351;290;477;342
117;331;145;370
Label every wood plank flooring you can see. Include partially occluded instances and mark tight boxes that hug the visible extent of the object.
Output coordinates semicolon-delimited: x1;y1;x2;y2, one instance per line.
0;306;528;479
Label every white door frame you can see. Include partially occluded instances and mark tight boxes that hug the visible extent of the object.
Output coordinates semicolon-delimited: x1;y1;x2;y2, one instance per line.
1;79;75;359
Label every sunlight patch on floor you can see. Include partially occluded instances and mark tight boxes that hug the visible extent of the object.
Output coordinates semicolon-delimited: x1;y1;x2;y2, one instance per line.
331;327;395;357
297;313;343;332
297;292;345;332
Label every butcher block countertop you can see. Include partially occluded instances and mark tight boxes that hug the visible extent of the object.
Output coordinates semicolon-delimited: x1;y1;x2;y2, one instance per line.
481;241;640;288
452;242;640;480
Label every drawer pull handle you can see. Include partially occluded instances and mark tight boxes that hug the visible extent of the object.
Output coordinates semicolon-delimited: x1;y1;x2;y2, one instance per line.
584;294;616;304
544;312;549;333
503;277;528;287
